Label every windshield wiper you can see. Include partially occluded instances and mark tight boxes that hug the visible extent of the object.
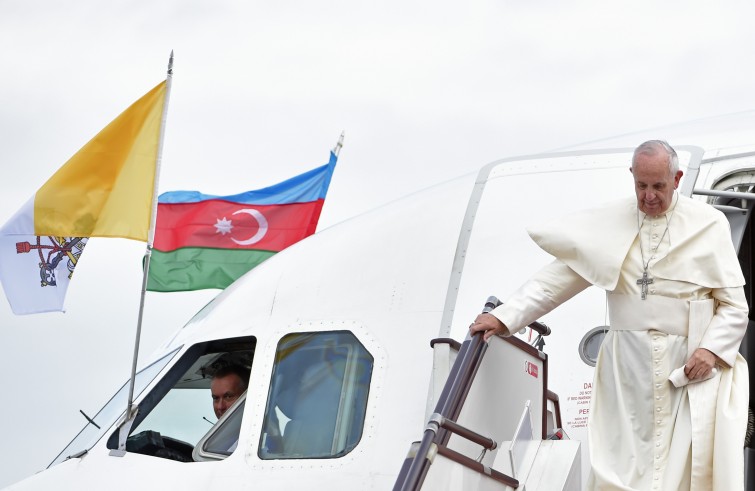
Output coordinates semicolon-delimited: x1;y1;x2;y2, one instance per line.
79;409;101;429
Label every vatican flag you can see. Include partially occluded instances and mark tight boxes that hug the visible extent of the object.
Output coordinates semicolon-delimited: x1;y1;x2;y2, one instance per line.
0;80;167;314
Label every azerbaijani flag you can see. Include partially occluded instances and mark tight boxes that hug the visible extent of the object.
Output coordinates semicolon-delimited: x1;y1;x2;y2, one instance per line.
0;81;168;314
147;151;337;292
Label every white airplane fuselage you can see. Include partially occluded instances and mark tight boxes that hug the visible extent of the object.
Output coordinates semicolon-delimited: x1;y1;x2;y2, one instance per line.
7;127;755;490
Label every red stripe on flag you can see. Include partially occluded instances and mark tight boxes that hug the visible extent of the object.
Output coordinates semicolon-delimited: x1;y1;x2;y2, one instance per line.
154;199;324;252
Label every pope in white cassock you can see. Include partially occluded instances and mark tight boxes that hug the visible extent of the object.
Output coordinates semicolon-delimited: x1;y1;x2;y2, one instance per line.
470;140;749;491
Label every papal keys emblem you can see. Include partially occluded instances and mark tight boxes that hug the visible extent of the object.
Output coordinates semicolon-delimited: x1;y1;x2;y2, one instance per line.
15;236;87;287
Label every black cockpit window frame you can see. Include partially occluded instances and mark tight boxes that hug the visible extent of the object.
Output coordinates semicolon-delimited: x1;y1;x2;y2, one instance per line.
105;335;256;461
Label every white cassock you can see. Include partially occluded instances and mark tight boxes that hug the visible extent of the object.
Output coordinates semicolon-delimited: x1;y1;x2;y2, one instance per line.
491;194;749;491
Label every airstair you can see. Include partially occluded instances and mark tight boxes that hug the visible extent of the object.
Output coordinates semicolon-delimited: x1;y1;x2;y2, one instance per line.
393;298;581;490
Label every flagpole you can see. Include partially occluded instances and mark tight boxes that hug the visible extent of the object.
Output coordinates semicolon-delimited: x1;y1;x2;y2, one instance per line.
333;131;345;157
124;52;174;424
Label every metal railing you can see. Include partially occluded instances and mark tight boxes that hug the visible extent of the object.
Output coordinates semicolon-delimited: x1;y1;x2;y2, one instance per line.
392;297;553;491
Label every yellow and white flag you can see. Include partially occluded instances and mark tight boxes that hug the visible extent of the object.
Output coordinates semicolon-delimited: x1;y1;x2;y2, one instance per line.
0;81;167;314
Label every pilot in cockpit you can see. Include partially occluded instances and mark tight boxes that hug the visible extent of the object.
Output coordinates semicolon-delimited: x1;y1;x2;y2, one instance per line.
210;364;250;419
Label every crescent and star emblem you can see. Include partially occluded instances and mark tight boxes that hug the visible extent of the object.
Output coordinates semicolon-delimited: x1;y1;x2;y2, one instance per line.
213;208;269;245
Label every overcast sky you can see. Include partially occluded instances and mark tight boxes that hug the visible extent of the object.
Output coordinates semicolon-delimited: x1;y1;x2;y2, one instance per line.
2;0;755;487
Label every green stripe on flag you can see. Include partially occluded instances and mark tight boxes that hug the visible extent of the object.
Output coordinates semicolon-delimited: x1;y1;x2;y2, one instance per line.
147;247;277;292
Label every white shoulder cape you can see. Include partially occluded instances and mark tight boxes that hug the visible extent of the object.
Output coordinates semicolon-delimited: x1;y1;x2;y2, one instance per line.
526;195;745;290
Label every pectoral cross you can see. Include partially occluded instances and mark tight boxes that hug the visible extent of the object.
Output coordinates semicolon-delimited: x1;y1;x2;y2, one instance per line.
636;271;653;300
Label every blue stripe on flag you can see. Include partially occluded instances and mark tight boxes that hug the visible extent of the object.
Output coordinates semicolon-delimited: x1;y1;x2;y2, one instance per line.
159;152;337;205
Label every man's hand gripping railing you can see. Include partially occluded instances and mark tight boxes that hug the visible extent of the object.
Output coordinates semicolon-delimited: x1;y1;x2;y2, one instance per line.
484;296;551;350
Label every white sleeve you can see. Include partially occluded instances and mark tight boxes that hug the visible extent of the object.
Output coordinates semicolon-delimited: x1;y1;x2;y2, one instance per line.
700;285;749;367
489;259;591;335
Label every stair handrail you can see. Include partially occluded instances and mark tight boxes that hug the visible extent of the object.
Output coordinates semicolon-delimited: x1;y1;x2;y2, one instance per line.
393;296;542;490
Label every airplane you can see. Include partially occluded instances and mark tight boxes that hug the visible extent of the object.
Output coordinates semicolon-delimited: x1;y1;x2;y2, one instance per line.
5;112;755;490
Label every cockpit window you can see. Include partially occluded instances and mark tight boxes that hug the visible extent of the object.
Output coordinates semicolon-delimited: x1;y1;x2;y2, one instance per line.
194;395;246;461
105;336;255;463
49;347;181;467
259;331;373;459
